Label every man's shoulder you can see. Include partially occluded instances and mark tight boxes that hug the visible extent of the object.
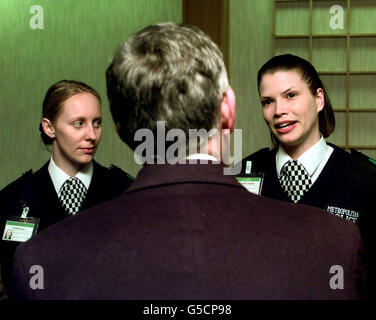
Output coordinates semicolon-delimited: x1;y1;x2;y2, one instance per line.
11;193;125;286
12;183;364;299
13;198;109;258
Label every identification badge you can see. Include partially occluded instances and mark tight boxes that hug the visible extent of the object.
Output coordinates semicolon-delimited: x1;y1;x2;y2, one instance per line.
245;161;252;174
236;173;264;195
2;203;39;242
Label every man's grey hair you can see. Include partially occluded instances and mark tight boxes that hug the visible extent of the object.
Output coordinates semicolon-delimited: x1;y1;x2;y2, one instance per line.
106;22;229;151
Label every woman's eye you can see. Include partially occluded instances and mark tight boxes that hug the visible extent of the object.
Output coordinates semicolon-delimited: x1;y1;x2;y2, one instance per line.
73;121;83;127
287;92;296;98
261;99;272;106
94;120;102;127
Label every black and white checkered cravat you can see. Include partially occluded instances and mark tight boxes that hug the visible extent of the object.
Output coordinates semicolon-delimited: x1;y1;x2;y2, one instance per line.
59;177;87;215
279;160;312;203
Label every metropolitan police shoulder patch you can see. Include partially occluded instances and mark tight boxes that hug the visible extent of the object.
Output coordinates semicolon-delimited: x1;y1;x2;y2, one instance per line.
326;205;359;224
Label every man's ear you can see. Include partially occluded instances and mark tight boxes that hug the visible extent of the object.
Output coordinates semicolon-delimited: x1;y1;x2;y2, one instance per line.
41;118;55;139
220;87;236;134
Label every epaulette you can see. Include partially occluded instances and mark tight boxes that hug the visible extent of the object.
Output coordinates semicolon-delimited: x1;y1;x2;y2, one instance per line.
17;169;34;188
109;164;135;181
348;149;376;192
23;169;33;176
350;149;376;168
0;169;34;195
126;172;135;181
11;169;33;185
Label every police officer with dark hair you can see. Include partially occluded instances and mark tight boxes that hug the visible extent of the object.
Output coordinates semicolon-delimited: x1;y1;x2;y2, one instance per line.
0;80;134;297
238;54;376;298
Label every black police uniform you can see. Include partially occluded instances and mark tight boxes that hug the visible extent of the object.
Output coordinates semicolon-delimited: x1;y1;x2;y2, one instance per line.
0;160;134;294
237;143;376;298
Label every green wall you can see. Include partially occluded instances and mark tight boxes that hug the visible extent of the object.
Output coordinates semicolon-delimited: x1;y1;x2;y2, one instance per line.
230;0;376;160
0;0;182;189
5;0;372;190
229;0;274;158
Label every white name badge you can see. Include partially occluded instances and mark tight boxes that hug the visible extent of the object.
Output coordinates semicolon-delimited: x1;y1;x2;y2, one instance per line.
2;216;39;243
236;175;264;195
245;161;252;174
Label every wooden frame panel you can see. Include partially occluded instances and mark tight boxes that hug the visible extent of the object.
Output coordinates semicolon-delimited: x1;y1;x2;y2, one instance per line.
183;0;229;73
273;0;376;154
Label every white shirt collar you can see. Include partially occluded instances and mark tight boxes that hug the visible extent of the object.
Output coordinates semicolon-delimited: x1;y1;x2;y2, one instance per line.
48;157;93;194
186;153;220;163
276;137;329;176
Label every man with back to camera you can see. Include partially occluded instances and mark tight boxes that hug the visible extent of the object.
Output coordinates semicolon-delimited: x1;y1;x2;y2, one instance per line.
11;22;367;299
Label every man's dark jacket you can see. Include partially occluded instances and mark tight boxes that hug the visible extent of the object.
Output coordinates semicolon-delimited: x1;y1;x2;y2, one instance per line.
11;163;366;299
